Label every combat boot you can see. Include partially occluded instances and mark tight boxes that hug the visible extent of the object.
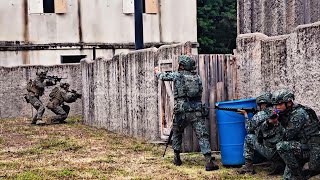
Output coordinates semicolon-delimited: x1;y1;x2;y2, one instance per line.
173;150;182;166
237;160;256;174
268;160;285;175
204;154;219;171
35;119;46;125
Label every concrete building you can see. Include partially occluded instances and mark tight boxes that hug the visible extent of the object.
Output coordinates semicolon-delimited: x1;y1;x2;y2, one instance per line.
0;0;197;67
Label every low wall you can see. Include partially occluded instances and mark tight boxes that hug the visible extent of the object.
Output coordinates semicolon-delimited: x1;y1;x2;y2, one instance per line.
81;43;192;141
236;21;320;114
0;64;82;119
238;0;320;36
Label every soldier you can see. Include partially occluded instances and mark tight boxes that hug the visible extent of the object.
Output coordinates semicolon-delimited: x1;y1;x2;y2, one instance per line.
238;92;284;175
46;83;81;124
272;89;320;180
154;55;219;171
24;70;57;125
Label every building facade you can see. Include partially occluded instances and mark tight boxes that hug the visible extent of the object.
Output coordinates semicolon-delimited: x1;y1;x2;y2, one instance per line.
0;0;197;66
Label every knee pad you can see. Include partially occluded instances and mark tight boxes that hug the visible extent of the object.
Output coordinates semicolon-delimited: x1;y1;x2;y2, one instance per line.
276;141;290;153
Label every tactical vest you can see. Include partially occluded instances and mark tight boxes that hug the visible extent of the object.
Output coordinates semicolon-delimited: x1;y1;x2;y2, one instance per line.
49;87;64;104
182;74;202;99
26;80;42;96
296;104;320;141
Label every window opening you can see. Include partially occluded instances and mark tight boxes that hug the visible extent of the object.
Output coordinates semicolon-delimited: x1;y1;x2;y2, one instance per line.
61;55;87;64
43;0;55;13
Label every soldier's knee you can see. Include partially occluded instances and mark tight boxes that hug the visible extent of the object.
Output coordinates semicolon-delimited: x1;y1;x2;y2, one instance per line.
62;105;70;113
276;141;290;153
61;113;68;119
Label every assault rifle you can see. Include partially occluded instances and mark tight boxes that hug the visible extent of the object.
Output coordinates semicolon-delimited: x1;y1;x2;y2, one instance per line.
70;89;82;99
214;105;258;115
162;129;173;157
46;75;66;82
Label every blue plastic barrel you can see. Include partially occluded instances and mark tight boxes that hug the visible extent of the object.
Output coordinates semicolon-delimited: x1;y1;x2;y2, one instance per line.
215;98;256;165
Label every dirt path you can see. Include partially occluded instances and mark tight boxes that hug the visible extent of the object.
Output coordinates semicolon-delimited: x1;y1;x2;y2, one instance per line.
0;117;282;179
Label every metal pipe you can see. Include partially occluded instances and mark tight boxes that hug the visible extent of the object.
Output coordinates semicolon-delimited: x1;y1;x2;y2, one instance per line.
134;0;144;50
93;47;96;60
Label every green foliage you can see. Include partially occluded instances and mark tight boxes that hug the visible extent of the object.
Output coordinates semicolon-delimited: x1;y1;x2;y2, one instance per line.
56;169;74;177
16;171;42;180
197;0;237;54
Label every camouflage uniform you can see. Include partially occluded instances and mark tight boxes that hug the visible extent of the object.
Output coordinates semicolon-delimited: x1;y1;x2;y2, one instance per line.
239;92;284;175
24;71;56;125
272;89;320;180
47;83;81;124
157;55;219;171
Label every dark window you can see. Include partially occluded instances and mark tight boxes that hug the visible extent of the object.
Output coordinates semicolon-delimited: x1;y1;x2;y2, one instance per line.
43;0;55;13
61;55;87;64
142;0;146;13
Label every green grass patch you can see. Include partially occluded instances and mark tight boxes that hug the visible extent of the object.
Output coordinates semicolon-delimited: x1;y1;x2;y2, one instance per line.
0;137;4;144
39;138;83;152
114;168;130;176
130;143;154;152
16;171;43;180
0;161;19;169
55;169;75;178
94;155;116;163
65;116;82;123
15;146;43;156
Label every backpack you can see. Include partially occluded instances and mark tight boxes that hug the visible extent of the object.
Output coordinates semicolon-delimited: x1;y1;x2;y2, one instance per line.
26;80;38;94
49;87;61;99
297;104;320;138
183;74;202;98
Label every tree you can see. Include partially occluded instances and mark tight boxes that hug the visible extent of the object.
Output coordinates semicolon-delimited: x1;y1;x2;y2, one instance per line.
197;0;237;54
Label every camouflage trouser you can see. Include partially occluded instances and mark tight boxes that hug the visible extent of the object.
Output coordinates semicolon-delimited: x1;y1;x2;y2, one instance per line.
28;95;45;123
276;141;309;179
48;104;70;123
277;139;320;179
244;134;277;161
172;111;211;155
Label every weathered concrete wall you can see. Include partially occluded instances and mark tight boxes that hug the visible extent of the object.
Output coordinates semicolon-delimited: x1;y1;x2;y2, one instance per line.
0;49;114;67
81;43;192;140
236;21;320;114
0;64;82;119
238;0;320;36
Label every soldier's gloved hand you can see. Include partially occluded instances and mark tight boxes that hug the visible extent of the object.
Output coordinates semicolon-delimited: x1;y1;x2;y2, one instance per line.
237;110;248;118
154;67;159;75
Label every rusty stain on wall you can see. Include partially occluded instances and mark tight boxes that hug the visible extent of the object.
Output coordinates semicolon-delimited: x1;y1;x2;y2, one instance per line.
77;0;83;43
22;0;30;64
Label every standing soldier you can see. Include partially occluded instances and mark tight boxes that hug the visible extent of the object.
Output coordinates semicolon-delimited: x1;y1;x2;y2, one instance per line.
46;83;81;124
272;89;320;180
238;92;284;175
24;70;57;125
154;55;219;171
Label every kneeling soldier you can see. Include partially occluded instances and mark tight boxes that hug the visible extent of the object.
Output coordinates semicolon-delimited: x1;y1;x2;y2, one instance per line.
47;83;81;124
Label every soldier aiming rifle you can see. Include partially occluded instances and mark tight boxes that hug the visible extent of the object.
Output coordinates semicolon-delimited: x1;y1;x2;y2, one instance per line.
46;83;82;124
24;71;62;125
45;75;66;82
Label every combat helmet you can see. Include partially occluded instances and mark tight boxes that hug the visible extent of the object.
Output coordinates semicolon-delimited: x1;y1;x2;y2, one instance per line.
256;92;272;104
36;70;48;79
271;89;294;105
178;55;196;71
60;82;70;89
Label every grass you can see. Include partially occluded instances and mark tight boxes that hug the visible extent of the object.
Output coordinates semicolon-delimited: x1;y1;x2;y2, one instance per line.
0;117;285;180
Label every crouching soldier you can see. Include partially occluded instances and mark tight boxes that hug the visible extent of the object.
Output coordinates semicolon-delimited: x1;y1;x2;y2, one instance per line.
272;89;320;180
24;70;57;125
238;92;284;175
47;83;81;124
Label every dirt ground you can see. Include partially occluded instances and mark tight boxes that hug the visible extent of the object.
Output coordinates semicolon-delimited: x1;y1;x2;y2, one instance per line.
0;117;285;179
